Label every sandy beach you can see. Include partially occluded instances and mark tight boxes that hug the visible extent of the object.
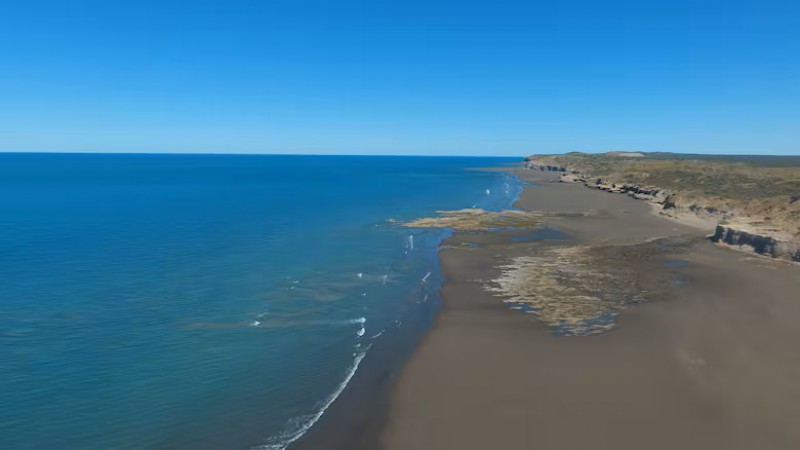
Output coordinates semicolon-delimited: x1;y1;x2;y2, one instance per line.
381;169;800;449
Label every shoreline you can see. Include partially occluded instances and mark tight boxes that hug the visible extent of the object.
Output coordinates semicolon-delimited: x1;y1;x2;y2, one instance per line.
290;171;524;450
381;168;800;449
549;167;800;265
289;234;447;450
524;155;800;263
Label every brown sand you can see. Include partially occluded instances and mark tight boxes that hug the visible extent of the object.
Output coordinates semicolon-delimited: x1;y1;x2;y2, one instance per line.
381;170;800;449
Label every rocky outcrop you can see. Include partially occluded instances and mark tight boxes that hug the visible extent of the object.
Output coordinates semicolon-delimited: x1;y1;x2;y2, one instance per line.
588;181;672;204
523;157;567;172
523;154;800;264
403;209;541;231
486;237;694;335
710;226;800;261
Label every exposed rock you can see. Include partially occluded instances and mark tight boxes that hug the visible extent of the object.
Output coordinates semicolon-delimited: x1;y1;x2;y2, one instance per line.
486;238;691;336
403;209;540;231
524;152;800;263
710;225;800;260
487;246;624;336
523;157;567;172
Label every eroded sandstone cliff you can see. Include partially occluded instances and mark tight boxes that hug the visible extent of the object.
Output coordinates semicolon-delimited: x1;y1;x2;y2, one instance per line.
524;152;800;262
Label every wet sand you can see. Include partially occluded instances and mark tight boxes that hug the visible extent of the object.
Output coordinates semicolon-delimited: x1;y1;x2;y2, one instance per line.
381;170;800;449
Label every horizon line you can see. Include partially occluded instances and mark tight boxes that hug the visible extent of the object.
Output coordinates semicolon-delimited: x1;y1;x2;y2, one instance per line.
0;150;798;157
0;150;527;158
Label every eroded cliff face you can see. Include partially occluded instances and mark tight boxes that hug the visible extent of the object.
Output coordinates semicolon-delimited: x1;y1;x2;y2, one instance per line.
523;153;800;263
522;157;566;172
710;226;800;262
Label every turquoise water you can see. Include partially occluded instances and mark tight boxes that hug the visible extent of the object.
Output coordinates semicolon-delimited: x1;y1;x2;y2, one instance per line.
0;154;521;449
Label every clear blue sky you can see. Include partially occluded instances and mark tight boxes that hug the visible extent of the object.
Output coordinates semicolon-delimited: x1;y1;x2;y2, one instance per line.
1;0;798;155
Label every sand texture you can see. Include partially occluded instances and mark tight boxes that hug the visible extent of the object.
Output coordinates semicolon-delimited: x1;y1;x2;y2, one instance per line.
381;169;800;450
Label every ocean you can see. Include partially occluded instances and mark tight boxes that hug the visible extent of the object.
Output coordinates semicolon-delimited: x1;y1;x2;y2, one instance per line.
0;153;522;449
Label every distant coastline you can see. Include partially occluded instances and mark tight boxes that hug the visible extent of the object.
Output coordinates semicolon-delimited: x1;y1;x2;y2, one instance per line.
524;152;800;263
289;162;524;450
378;157;800;449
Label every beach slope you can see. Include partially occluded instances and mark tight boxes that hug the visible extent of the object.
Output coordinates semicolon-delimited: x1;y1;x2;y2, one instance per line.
382;168;800;450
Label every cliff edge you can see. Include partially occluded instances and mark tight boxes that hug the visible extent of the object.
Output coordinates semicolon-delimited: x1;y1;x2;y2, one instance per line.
524;152;800;262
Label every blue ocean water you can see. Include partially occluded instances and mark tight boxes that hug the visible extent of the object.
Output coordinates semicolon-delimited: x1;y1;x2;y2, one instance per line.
0;153;521;449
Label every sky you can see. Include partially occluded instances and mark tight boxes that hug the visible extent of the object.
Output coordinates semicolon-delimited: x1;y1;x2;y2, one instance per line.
0;0;798;156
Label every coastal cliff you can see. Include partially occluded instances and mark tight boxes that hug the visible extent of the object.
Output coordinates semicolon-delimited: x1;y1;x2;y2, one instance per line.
710;226;800;262
524;152;800;262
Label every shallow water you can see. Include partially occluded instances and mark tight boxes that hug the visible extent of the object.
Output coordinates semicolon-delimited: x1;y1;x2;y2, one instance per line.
508;228;570;243
0;153;521;449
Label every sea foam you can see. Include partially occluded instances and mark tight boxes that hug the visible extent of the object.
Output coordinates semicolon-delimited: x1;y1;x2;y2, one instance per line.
254;345;372;450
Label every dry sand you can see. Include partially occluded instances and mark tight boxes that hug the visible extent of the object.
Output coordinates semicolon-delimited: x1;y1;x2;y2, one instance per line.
381;170;800;450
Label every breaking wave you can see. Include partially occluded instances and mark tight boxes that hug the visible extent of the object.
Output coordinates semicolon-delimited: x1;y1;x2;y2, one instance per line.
254;345;372;450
